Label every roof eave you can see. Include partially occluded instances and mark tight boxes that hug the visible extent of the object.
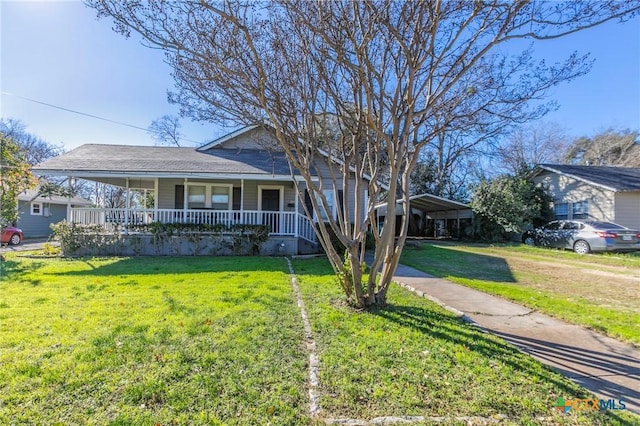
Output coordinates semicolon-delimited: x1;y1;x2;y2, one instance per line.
532;165;620;192
31;168;317;181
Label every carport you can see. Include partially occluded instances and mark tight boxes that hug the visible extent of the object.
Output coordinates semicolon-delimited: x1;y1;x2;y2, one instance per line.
375;193;473;238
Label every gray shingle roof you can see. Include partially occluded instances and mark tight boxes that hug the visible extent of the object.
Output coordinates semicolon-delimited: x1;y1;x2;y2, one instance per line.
535;164;640;192
18;189;92;206
33;144;298;177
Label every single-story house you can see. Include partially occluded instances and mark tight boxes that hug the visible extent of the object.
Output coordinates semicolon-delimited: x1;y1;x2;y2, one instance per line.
32;126;370;255
17;189;93;238
529;164;640;230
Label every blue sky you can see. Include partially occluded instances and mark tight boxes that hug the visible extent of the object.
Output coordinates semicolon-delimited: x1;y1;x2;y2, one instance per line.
1;1;639;151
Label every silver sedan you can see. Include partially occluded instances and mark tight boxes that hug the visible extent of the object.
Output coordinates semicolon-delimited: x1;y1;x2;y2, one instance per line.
522;220;640;254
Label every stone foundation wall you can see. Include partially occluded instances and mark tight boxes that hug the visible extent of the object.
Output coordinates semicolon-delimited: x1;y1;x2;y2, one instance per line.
61;233;300;257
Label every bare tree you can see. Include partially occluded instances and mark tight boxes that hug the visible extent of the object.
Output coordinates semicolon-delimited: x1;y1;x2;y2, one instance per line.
147;114;182;147
0;118;64;166
564;129;640;166
496;122;570;175
88;0;640;308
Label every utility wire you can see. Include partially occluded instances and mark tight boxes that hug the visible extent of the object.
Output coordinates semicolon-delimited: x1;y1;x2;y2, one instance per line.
1;91;202;145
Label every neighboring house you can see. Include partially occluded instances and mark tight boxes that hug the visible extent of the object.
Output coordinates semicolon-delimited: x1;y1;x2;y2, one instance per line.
17;190;93;238
32;126;370;255
529;164;640;230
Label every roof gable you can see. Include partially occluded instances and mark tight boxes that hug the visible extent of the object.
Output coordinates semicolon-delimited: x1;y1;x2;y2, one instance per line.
532;164;640;192
197;125;280;151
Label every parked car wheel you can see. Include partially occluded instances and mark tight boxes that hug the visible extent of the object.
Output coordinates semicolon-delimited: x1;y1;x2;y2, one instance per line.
523;235;536;246
9;233;22;245
573;240;590;255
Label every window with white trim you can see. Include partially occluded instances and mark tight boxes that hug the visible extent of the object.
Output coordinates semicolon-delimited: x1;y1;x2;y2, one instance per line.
31;202;42;216
211;185;231;210
316;190;335;222
187;185;206;208
187;183;233;209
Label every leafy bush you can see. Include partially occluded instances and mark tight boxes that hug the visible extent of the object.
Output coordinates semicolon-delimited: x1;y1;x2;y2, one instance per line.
470;176;553;242
51;221;270;256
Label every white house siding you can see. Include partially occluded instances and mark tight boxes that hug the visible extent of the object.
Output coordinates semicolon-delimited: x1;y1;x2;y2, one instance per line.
614;192;640;229
533;172;615;222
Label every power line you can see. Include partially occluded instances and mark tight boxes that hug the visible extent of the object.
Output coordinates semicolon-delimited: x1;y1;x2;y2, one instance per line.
1;91;202;145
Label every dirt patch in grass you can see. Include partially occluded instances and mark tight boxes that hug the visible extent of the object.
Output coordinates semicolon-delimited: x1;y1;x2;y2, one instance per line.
504;257;640;314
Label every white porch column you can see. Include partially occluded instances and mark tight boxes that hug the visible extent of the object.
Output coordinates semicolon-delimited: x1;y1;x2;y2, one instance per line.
154;178;159;209
66;176;72;222
183;178;188;222
240;179;245;222
154;178;159;221
294;182;299;237
125;177;130;233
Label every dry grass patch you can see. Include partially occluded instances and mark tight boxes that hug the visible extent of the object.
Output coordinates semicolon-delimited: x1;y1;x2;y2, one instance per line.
401;242;640;345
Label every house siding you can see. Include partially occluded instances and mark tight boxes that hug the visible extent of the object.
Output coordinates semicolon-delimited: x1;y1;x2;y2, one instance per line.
17;201;67;237
156;178;297;213
614;192;640;229
312;157;368;224
533;172;615;222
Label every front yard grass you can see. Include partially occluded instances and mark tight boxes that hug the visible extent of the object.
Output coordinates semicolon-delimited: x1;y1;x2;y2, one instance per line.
292;257;638;425
0;256;307;425
400;242;640;346
1;254;637;425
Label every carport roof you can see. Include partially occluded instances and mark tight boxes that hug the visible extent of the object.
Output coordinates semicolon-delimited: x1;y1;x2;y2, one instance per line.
406;193;469;212
375;193;470;214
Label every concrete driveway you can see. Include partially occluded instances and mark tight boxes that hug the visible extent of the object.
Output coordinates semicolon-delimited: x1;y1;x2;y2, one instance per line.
1;238;51;253
392;262;640;415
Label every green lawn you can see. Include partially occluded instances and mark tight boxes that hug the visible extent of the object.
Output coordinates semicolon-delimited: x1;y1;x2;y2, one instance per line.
400;242;640;346
0;256;307;425
1;254;637;425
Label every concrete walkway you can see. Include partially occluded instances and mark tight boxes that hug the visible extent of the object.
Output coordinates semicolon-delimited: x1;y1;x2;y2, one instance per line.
392;262;640;415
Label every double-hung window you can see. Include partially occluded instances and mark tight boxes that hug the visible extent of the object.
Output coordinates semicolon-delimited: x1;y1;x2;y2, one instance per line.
31;202;42;215
554;202;568;220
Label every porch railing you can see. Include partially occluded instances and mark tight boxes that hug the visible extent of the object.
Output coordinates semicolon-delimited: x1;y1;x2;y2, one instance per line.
69;208;317;242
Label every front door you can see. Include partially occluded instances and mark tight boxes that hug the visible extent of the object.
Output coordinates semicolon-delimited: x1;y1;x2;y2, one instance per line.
261;189;280;233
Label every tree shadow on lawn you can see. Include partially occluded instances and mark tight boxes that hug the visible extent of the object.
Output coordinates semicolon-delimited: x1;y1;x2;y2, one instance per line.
402;243;517;283
0;259;45;285
54;256;288;277
372;302;589;397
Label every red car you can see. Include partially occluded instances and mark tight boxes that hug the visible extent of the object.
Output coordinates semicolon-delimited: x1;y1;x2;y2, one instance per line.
1;226;23;245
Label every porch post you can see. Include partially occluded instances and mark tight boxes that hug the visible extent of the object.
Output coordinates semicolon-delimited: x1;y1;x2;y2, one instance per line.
240;179;245;222
154;178;159;221
183;178;188;222
125;177;130;233
294;182;299;237
66;176;72;222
